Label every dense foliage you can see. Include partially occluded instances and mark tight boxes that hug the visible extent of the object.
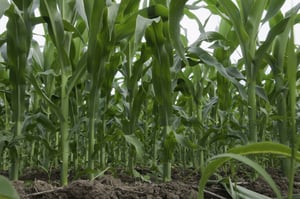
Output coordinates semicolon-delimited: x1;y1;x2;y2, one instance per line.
0;0;299;198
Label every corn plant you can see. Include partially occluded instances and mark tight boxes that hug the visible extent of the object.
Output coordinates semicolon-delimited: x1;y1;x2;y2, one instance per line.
0;1;300;198
5;0;33;180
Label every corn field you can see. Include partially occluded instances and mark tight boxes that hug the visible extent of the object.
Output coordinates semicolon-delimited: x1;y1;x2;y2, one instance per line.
0;0;299;198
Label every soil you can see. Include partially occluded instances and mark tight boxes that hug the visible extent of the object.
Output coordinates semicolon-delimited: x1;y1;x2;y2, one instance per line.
4;167;300;199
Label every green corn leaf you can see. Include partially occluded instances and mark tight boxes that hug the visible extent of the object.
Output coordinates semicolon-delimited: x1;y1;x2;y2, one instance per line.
84;0;107;180
143;4;168;20
124;134;144;160
115;5;168;41
6;5;31;180
130;85;148;132
134;15;160;53
286;31;297;198
286;32;297;106
238;0;252;23
169;0;188;64
218;153;281;199
0;32;6;48
27;73;63;121
85;0;95;25
228;142;300;159
146;20;173;119
62;20;85;42
183;7;205;34
42;0;71;78
286;2;300;18
255;17;291;63
120;0;139;19
42;1;64;48
75;0;88;27
218;0;249;45
262;0;285;23
162;130;177;161
102;53;121;97
256;85;269;102
272;17;294;73
243;0;267;42
0;175;20;199
224;178;273;199
115;16;136;41
31;16;84;42
174;72;194;96
203;96;218;119
67;52;87;95
36;69;59;77
196;31;226;43
31;40;44;67
225;67;245;80
174;132;196;149
0;0;10;18
107;2;119;40
198;141;300;199
283;194;300;199
23;112;56;133
86;0;105;73
188;47;247;100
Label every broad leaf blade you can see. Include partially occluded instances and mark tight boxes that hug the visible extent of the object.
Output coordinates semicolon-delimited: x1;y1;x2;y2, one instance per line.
263;0;285;23
124;134;144;160
169;0;188;64
198;141;298;199
0;175;20;199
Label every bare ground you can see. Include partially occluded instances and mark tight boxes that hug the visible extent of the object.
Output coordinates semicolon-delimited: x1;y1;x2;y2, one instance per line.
5;167;300;199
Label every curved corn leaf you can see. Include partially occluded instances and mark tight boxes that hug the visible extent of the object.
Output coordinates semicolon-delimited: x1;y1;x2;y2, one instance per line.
169;0;188;64
174;132;196;149
42;0;71;77
286;2;300;18
255;17;292;63
226;67;245;80
134;15;160;53
224;178;273;199
75;0;88;27
198;142;300;198
115;4;168;41
242;0;267;43
124;134;144;160
188;47;247;100
146;20;172;119
214;153;281;199
23;112;56;133
0;175;20;199
67;52;87;95
262;0;285;23
256;85;269;102
130;84;148;132
27;73;64;121
107;2;119;40
218;0;248;45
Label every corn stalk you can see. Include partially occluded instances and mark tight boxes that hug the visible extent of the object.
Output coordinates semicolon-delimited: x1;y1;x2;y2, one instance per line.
6;0;32;180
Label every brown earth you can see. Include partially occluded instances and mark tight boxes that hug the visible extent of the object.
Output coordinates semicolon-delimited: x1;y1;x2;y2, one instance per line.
5;167;300;199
